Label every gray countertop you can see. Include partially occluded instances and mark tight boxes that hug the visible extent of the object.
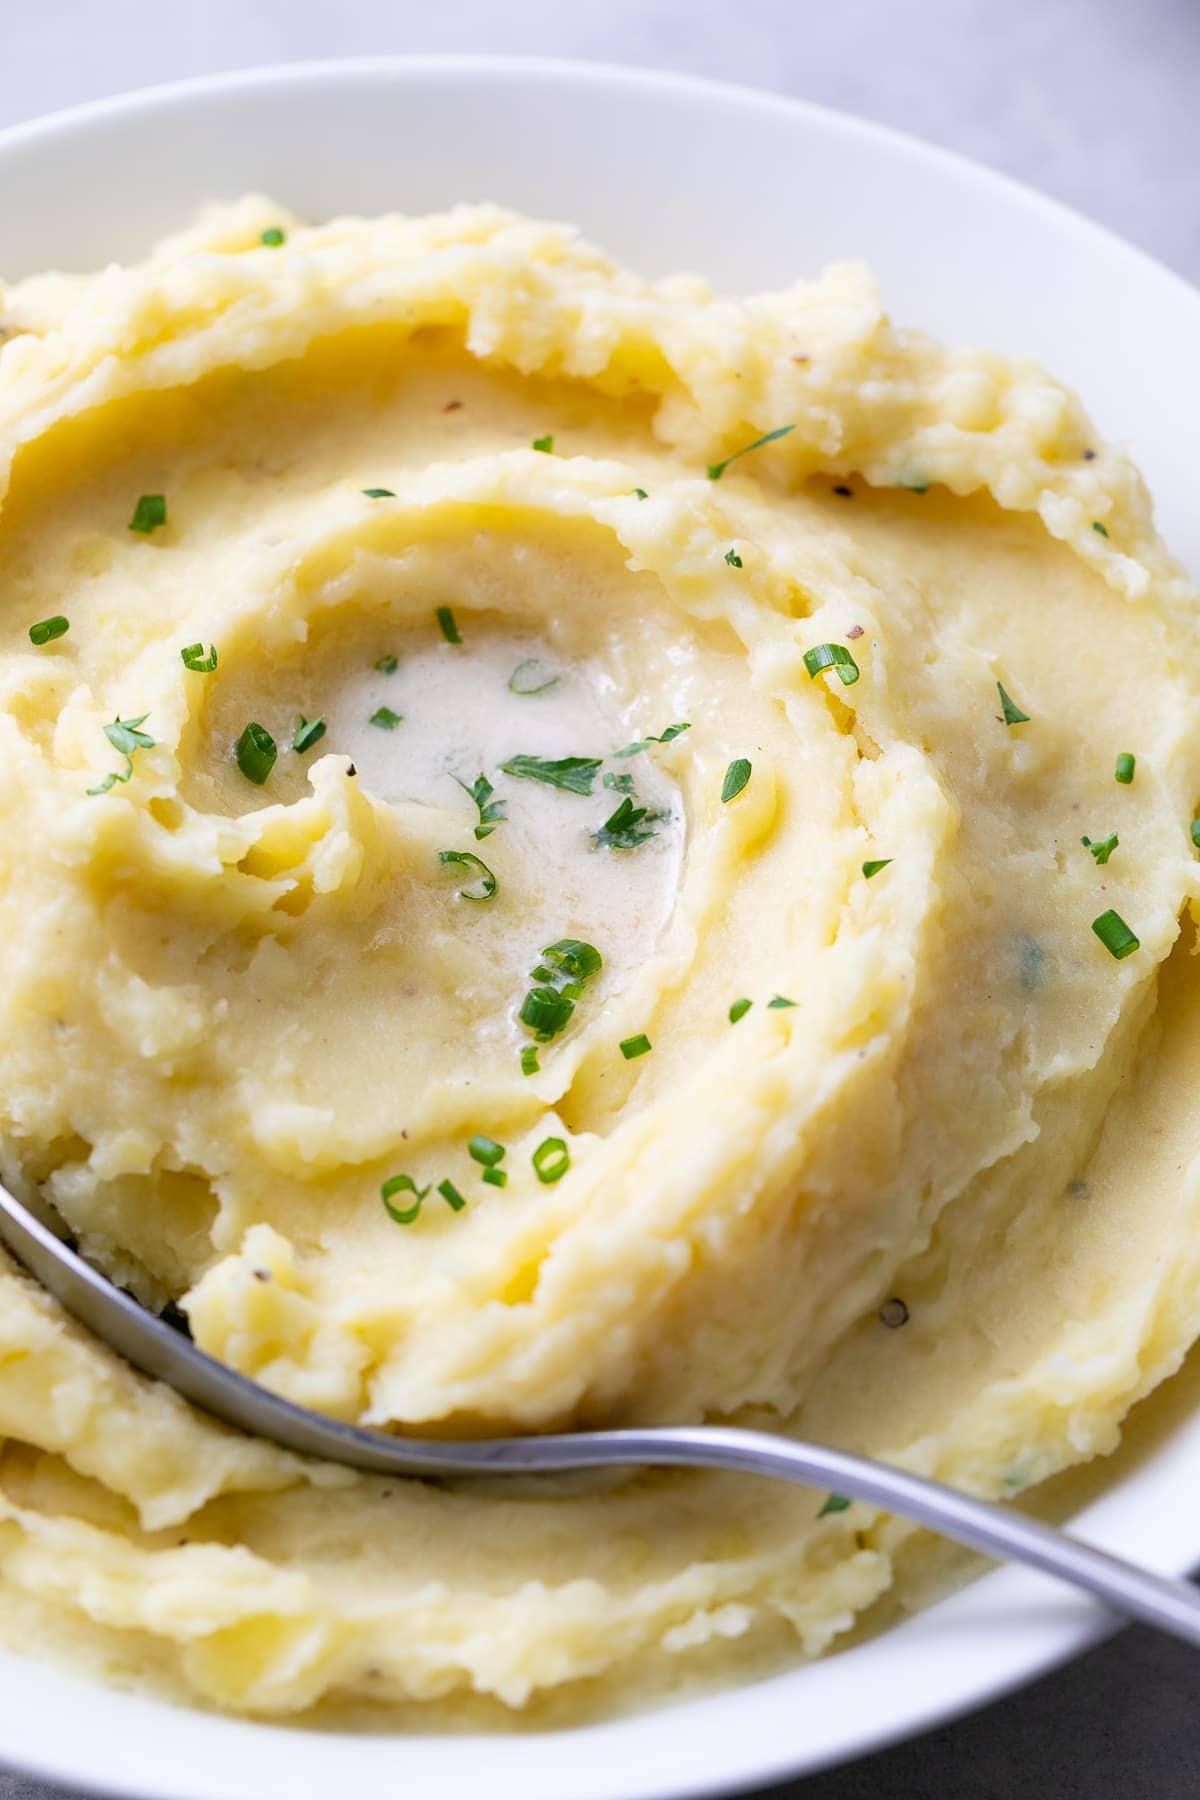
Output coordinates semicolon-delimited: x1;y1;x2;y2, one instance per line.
1;1;1198;1795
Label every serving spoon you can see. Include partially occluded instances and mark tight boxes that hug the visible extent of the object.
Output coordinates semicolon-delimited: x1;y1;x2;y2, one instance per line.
1;1180;1198;1650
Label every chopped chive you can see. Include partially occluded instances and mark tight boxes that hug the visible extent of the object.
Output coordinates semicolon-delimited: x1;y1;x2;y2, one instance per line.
180;641;217;672
817;1494;851;1518
508;658;559;696
729;997;752;1023
707;423;795;481
1191;821;1200;849
862;859;892;879
520;985;576;1041
1092;520;1110;537
724;547;743;568
633;487;649;500
29;615;69;646
456;772;506;839
374;653;399;673
533;1136;570;1184
260;226;286;246
481;1167;507;1188
235;721;277;785
616;722;690;759
803;642;860;687
593;794;664;850
362;487;396;499
1115;752;1135;785
436;605;462;645
521;1045;540;1076
129;494;167;534
437;1178;467;1212
997;681;1030;726
532;434;554;453
1081;833;1118;865
501;753;602;795
292;715;326;754
620;1033;652;1060
721;758;752;803
439;848;497;901
468;1135;506;1168
767;995;797;1009
900;480;930;494
381;1173;429;1224
1092;909;1140;960
370;706;403;730
541;939;603;983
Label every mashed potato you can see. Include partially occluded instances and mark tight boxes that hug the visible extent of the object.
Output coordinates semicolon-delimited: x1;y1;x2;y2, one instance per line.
1;197;1199;1717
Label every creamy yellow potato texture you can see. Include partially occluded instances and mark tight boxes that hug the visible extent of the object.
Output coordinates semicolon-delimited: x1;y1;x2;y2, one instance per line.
1;197;1200;1718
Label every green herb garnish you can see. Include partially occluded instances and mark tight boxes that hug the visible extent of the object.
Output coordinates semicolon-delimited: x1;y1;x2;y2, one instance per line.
533;1137;570;1184
436;606;462;645
518;939;603;1043
633;487;649;500
438;1178;466;1212
862;859;892;879
482;1167;508;1188
767;995;797;1009
381;1173;428;1225
1115;752;1135;785
997;681;1030;726
1191;821;1200;849
180;641;217;672
260;226;286;246
520;986;576;1040
375;653;399;673
87;713;157;794
29;616;69;646
1092;520;1110;537
729;997;752;1023
520;1045;540;1076
129;494;167;534
604;771;636;793
508;658;559;696
1081;833;1118;865
456;772;506;840
817;1494;851;1518
370;706;403;730
706;423;795;481
362;487;396;499
542;939;603;983
235;721;277;785
532;434;554;453
620;1033;652;1060
501;753;602;795
725;547;743;568
721;758;752;803
1092;909;1139;960
439;849;497;901
293;715;326;754
803;643;860;687
469;1135;506;1168
616;722;690;759
593;794;664;850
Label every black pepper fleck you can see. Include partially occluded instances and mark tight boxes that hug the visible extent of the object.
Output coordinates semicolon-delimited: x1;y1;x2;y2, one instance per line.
879;1297;910;1329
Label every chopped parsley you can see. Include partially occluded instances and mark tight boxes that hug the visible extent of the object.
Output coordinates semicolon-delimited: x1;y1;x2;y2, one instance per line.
439;849;497;901
1092;520;1110;537
593;794;664;850
234;721;277;785
375;653;399;673
620;1033;652;1060
633;487;649;500
1081;832;1118;865
616;722;690;759
817;1494;852;1518
997;681;1030;726
370;706;403;730
729;997;752;1024
362;487;396;499
260;226;286;246
533;1137;570;1184
509;658;559;696
804;643;860;687
29;616;69;646
501;753;602;795
862;859;892;879
532;434;554;453
725;547;743;568
604;771;636;794
436;606;462;645
1092;909;1139;960
767;995;797;1009
180;641;217;672
1115;752;1135;785
292;715;327;754
87;713;157;795
707;423;795;481
721;757;752;803
129;494;167;534
456;772;506;839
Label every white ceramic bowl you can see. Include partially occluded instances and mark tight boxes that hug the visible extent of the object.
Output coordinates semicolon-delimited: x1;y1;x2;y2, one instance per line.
2;56;1199;1800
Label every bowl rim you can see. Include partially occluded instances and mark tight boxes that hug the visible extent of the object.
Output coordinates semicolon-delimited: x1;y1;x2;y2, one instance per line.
0;51;1198;1800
